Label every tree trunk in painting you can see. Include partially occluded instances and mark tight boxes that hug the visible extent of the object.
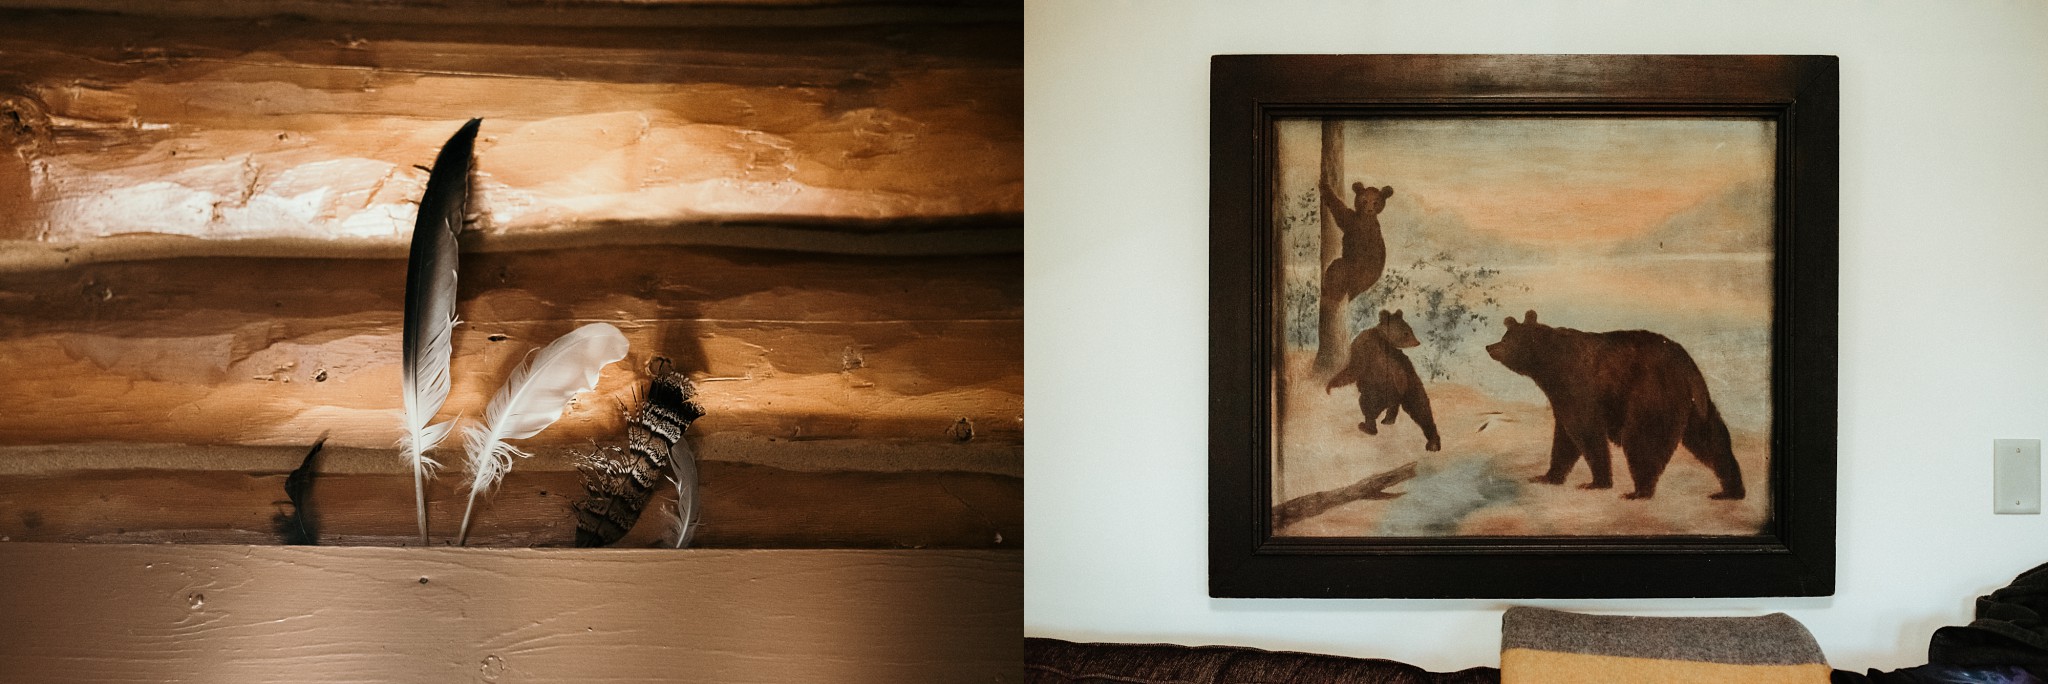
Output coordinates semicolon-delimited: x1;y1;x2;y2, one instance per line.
1314;119;1347;371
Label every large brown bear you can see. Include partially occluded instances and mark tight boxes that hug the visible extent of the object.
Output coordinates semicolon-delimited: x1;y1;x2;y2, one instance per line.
1327;309;1440;452
1483;310;1744;500
1319;181;1394;302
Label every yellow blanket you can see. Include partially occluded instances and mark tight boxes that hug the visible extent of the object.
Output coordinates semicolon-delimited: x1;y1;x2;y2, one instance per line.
1500;607;1832;684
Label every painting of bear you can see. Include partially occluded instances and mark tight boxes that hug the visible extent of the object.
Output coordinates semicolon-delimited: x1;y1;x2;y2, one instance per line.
1484;310;1745;500
1318;181;1394;302
1327;309;1441;452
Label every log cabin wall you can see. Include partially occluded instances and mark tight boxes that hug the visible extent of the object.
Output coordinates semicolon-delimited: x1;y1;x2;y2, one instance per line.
0;1;1022;550
0;3;1021;680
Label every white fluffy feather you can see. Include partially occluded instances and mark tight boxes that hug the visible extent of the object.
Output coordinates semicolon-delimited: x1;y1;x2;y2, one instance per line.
455;322;630;545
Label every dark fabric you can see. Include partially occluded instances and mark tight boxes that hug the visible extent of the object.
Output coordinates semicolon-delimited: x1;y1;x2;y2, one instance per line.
1864;664;2046;684
1026;636;1868;684
1024;637;1500;684
1931;562;2048;671
1502;606;1828;665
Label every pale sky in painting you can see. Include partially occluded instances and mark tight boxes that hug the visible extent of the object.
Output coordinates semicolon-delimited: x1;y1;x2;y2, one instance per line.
1272;116;1780;431
1276;118;1776;249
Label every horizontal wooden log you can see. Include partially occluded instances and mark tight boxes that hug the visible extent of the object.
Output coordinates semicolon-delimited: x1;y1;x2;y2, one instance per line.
0;544;1022;683
0;243;1024;323
0;461;1022;548
0;436;1020;477
0;219;1023;271
0;6;1022;243
0;244;1023;457
0;0;1023;28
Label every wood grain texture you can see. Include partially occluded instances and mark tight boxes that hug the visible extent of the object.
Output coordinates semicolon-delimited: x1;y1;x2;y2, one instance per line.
0;6;1021;245
0;463;1022;548
0;3;1021;548
0;0;1023;29
0;3;1018;674
0;243;1022;546
0;544;1022;683
0;245;1023;455
0;245;1021;545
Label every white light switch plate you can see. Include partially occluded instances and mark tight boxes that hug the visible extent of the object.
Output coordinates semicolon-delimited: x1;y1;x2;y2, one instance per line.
1994;439;2041;514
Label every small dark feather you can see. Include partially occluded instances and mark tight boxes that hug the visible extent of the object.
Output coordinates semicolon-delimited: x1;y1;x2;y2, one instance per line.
273;433;328;545
574;358;704;547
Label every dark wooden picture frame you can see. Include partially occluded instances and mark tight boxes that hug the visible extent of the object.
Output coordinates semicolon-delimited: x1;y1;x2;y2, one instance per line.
1209;55;1837;598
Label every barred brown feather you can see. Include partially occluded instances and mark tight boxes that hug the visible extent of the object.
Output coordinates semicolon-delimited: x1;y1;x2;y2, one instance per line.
574;358;704;547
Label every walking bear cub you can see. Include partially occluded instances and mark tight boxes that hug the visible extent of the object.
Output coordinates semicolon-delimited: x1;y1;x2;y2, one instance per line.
1484;310;1744;500
1327;309;1440;452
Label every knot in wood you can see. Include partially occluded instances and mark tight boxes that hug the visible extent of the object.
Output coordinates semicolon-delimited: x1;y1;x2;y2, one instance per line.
0;92;51;154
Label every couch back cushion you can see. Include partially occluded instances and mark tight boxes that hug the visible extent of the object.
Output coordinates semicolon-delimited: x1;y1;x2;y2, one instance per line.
1026;637;1500;684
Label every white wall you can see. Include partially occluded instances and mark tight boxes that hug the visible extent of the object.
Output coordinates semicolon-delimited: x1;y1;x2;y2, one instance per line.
1024;0;2048;672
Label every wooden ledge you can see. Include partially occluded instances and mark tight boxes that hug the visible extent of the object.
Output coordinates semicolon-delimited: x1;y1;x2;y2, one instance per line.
0;544;1022;682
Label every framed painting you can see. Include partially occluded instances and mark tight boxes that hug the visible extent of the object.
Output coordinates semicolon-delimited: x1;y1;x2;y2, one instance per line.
1209;54;1837;598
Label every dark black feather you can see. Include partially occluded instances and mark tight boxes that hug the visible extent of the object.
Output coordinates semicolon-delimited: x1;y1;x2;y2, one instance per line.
274;434;328;545
401;118;479;376
574;358;705;547
400;118;479;544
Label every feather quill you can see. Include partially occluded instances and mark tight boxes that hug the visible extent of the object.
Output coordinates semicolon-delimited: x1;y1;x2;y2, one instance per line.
667;438;700;548
400;118;480;544
457;322;630;545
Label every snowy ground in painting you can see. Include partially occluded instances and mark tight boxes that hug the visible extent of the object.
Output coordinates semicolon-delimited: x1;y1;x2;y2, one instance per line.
1273;356;1770;537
